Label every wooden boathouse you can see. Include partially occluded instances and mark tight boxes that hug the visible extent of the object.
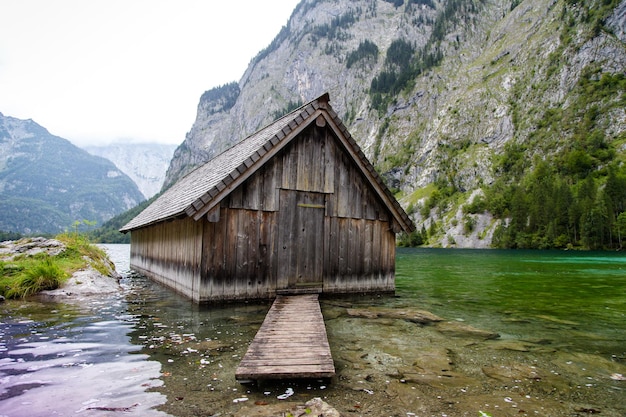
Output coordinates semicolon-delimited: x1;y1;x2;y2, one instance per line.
121;93;415;303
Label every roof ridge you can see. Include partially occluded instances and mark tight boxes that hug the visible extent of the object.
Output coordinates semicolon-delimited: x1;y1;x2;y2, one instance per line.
184;95;328;219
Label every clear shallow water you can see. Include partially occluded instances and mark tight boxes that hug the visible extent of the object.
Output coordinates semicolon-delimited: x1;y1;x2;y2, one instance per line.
395;248;626;355
0;245;624;417
0;244;169;417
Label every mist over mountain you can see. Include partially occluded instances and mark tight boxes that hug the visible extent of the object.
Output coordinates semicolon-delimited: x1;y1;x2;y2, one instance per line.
164;0;626;249
0;112;145;235
85;143;176;199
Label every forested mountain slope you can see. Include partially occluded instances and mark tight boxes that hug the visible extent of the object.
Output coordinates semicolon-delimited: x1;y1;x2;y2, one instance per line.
0;113;145;235
164;0;626;249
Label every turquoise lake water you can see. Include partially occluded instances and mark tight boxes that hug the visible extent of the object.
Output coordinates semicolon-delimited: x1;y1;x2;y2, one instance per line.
395;248;626;357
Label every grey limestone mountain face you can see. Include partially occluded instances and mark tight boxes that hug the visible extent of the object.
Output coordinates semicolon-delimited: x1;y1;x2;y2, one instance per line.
85;143;177;199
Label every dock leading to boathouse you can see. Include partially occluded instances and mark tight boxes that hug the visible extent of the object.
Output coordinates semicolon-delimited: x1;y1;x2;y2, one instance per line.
235;294;335;382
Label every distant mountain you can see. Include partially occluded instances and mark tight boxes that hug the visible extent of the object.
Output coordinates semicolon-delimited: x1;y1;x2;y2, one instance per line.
0;112;145;235
165;0;626;249
84;143;176;199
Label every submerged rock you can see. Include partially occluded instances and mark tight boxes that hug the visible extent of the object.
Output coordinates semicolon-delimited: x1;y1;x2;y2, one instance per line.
482;363;544;382
398;347;476;388
411;347;455;372
486;339;534;352
303;397;341;417
346;307;443;324
485;338;557;353
435;321;500;340
235;397;340;417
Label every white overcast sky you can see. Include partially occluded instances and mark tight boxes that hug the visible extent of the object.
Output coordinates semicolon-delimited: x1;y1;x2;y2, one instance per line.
0;0;301;146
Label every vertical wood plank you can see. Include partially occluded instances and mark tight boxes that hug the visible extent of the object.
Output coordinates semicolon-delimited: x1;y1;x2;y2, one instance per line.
311;128;323;191
364;220;373;277
258;211;270;297
338;217;348;292
243;173;261;210
248;210;260;298
229;184;243;209
200;220;213;300
387;228;396;291
267;211;279;295
210;207;227;299
371;221;382;281
223;207;238;298
281;144;297;190
322;216;332;291
381;224;392;290
262;161;279;211
323;129;335;193
235;209;249;298
277;190;294;289
296;133;308;191
337;153;349;218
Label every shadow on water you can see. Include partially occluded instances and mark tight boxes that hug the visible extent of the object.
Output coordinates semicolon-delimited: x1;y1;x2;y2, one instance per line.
1;245;625;416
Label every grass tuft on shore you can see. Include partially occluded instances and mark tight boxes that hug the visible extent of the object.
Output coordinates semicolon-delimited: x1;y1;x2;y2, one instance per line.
5;257;66;298
0;233;112;299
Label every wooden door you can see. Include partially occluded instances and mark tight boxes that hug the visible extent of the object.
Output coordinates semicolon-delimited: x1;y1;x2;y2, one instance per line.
278;190;325;291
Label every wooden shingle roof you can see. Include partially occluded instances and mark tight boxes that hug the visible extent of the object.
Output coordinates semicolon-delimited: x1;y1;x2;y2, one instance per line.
120;93;415;233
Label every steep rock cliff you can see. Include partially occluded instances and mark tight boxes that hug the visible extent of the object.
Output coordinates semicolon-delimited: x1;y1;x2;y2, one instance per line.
85;143;176;199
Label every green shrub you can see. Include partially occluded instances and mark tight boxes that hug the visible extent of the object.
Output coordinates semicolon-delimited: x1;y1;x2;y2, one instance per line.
57;232;111;276
463;195;487;214
463;215;476;235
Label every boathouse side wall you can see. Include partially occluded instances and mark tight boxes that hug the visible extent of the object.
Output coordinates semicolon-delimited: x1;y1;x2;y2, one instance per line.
129;217;203;302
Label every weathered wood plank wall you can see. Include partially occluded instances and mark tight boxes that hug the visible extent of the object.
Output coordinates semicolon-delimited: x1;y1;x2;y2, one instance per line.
130;217;203;301
199;207;279;302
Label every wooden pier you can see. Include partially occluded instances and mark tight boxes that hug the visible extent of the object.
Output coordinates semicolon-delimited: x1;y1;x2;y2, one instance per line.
235;294;335;382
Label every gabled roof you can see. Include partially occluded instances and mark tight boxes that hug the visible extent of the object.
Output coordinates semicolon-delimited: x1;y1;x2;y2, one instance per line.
120;93;415;233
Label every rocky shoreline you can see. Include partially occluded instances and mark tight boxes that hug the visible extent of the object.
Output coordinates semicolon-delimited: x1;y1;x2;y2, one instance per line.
0;237;122;302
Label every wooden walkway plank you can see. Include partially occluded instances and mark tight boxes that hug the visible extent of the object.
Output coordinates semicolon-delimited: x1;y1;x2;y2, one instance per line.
235;294;335;381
